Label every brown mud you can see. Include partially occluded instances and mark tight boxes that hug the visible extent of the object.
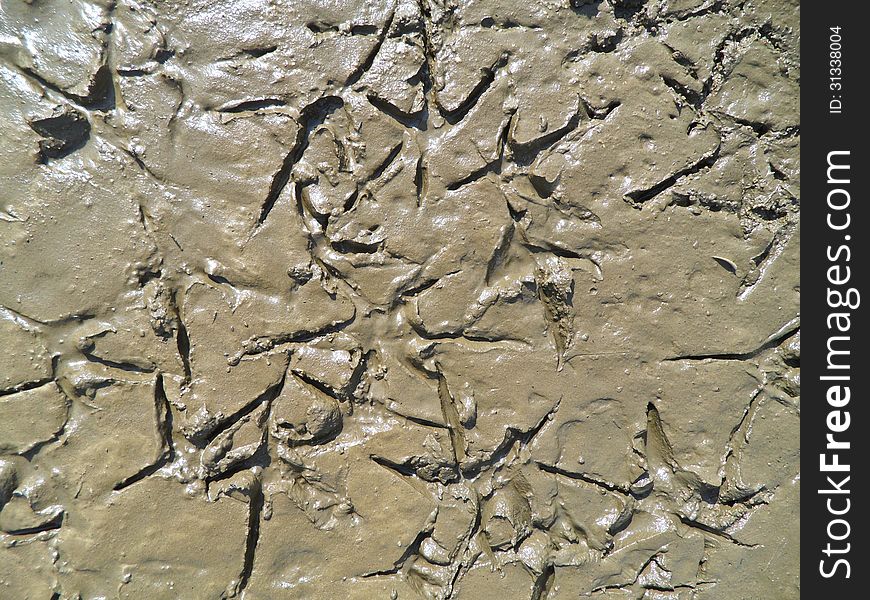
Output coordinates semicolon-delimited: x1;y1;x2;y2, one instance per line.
1;0;799;598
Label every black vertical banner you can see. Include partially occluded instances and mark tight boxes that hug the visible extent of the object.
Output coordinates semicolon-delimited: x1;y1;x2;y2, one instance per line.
803;2;867;596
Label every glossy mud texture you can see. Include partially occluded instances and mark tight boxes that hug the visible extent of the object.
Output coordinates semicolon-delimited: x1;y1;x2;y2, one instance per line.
0;0;799;598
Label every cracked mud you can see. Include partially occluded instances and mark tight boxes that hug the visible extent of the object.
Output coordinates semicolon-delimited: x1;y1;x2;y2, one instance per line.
0;0;799;598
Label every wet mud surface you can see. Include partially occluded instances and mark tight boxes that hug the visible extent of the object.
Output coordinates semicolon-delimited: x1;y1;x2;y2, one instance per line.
1;0;799;598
